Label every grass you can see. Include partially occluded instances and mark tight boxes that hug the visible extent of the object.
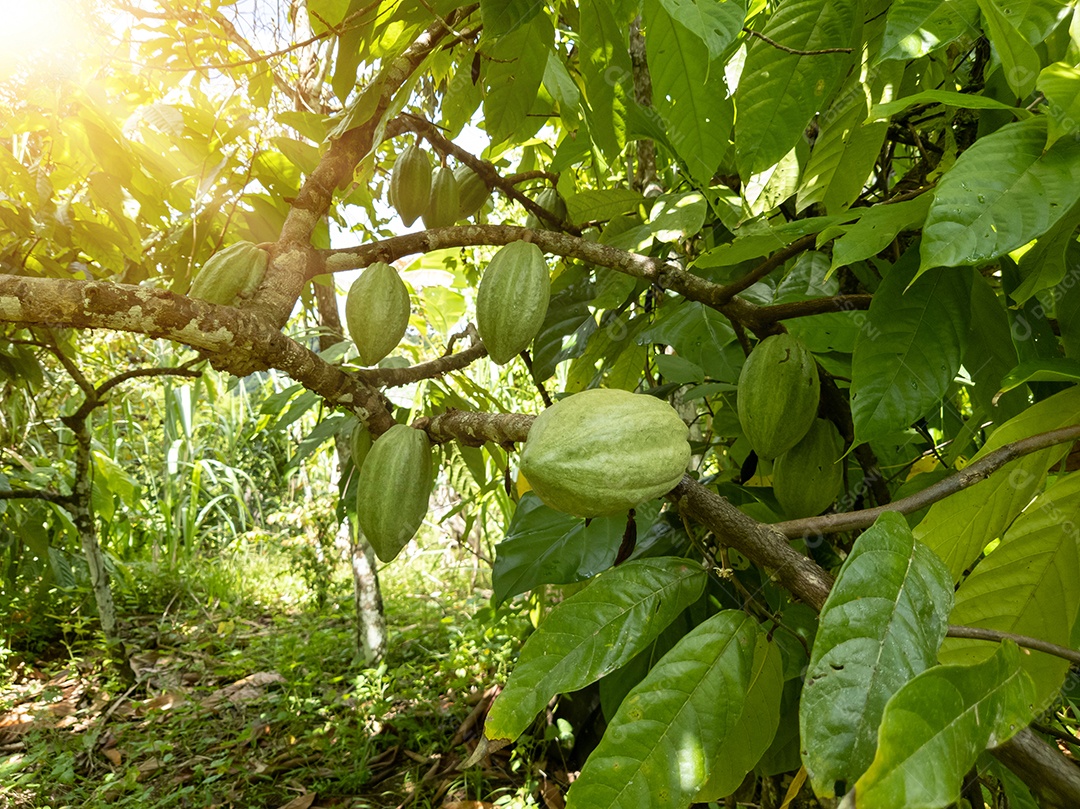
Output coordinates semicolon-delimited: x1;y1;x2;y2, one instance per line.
0;538;539;809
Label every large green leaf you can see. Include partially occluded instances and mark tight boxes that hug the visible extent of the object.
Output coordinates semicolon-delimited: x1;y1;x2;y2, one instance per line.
1060;266;1080;359
485;557;707;743
565;188;644;224
800;513;954;798
999;358;1080;392
564;611;759;809
963;273;1025;420
734;0;857;176
829;195;932;273
482;14;552;147
977;0;1039;97
480;0;543;38
914;385;1080;579
1038;61;1080;144
579;0;632;161
492;494;664;604
940;472;1080;707
636;301;741;382
877;0;981;62
695;635;783;801
868;88;1033;119
853;642;1036;808
1011;203;1080;304
644;0;734;185
850;250;973;447
920;117;1080;272
658;0;745;59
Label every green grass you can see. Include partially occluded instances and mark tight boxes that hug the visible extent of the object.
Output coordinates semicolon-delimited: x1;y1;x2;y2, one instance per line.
0;538;535;809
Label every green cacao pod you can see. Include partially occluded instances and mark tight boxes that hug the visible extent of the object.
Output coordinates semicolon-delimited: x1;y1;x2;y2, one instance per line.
476;241;551;364
422;165;460;229
455;165;490;220
389;142;432;227
356;424;433;562
519;388;691;518
350;421;373;472
189;241;268;305
773;418;844;517
345;262;410;366
737;333;820;459
525;187;568;231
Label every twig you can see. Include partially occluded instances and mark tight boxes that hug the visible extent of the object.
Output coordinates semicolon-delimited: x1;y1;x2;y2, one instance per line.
743;28;853;55
946;625;1080;665
776;423;1080;537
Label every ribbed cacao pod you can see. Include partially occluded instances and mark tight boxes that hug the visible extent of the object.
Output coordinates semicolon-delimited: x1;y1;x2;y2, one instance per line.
356;424;433;562
519;388;691;518
773;418;844;517
422;165;460;229
737;333;820;459
345;262;410;366
525;187;568;231
350;422;373;472
189;241;268;305
389;142;432;227
455;165;490;220
476;241;551;364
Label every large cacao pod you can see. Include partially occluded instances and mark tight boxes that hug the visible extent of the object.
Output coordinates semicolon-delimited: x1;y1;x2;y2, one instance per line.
356;424;433;562
389;142;432;227
476;241;551;364
345;262;411;366
455;165;490;220
422;165;460;229
519;388;691;518
773;418;844;517
525;187;568;231
189;241;268;305
737;333;820;459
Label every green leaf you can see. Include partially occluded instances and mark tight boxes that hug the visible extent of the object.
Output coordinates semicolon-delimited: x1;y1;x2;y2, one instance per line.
492;493;661;604
637;301;740;381
853;642;1036;808
914;385;1080;579
564;611;759;809
1038;61;1080;144
977;0;1040;97
695;635;783;801
566;188;644;224
644;0;734;185
800;514;954;798
480;0;543;38
999;359;1080;392
997;0;1072;44
1060;266;1080;359
579;0;632;161
735;0;857;176
483;14;553;147
963;273;1025;419
868;88;1033;120
941;472;1080;708
877;0;981;62
829;195;932;273
850;250;973;447
485;557;708;743
646;192;708;242
658;0;745;60
1011;203;1080;304
920;117;1080;272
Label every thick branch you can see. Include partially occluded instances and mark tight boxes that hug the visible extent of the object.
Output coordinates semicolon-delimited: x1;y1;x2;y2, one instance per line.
775;423;1080;537
0;276;396;434
946;625;1080;665
0;488;73;505
357;332;488;389
992;729;1080;809
755;294;873;323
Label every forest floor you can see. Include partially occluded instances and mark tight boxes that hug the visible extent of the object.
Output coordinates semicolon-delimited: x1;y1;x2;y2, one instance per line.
0;545;571;809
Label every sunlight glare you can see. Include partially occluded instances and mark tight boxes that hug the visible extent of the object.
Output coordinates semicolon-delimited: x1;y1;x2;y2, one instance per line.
0;0;82;74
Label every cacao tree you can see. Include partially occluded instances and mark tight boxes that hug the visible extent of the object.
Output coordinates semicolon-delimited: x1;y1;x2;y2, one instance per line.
3;0;1080;806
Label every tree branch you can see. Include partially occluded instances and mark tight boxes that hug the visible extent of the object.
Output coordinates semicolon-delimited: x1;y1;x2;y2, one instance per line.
742;28;853;55
356;329;488;389
0;488;73;505
946;625;1080;665
775;423;1080;537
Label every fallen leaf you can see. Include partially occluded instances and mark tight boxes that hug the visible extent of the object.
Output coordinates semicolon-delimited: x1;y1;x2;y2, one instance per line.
275;793;315;809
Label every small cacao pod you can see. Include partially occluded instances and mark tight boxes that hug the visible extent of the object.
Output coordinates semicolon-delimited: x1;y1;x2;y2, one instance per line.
422;165;460;229
519;388;691;518
455;165;490;220
189;241;268;305
476;241;551;364
737;333;820;459
356;424;433;562
773;418;844;517
350;421;373;472
345;262;411;366
526;187;568;231
389;142;433;227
